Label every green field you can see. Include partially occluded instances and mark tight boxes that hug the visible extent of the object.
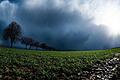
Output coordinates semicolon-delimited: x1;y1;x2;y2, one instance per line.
0;47;119;80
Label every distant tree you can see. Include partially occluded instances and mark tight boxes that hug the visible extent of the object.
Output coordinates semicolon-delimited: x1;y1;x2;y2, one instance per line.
39;43;56;51
21;37;34;49
28;38;34;49
40;43;47;50
47;46;56;51
33;41;40;50
3;21;22;47
21;37;30;49
21;37;41;50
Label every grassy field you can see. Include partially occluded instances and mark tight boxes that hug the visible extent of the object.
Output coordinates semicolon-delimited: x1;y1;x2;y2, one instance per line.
0;47;119;80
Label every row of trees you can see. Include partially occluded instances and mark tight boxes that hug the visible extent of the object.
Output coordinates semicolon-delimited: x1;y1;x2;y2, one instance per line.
21;37;56;50
3;21;56;51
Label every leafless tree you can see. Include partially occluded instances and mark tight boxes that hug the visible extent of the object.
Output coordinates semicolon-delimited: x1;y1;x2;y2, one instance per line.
3;21;22;47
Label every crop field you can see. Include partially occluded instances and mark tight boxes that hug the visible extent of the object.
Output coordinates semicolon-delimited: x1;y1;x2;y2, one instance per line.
0;47;119;80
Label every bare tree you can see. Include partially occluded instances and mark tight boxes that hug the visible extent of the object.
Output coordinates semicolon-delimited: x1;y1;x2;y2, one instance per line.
33;41;40;50
3;21;22;47
21;37;30;49
28;38;34;49
39;43;56;50
39;43;47;50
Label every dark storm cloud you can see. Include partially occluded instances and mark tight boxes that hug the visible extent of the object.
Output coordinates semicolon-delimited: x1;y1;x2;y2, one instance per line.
0;0;116;50
0;0;19;3
0;20;5;38
15;1;110;50
14;1;91;50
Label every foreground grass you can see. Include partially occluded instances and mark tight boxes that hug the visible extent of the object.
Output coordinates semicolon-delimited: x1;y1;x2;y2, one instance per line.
0;47;118;79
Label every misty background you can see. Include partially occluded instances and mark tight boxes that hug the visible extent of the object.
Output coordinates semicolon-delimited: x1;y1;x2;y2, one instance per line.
0;0;120;50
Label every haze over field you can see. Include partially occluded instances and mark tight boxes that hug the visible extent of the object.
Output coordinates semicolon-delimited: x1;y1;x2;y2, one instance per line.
1;0;120;50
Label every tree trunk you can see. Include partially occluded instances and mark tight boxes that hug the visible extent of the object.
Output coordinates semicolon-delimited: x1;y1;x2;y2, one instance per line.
10;40;13;48
29;45;31;49
26;44;27;49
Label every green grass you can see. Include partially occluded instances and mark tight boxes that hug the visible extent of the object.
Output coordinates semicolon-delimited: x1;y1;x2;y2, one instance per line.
0;47;119;79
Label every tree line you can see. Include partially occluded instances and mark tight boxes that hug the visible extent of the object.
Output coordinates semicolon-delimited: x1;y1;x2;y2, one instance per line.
3;21;56;51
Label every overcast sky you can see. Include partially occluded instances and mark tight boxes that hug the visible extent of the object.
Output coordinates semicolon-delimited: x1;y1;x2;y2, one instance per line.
0;0;120;50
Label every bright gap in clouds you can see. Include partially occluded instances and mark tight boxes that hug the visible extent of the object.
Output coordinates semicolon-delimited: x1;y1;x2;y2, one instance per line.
81;0;120;36
0;0;16;23
94;3;120;36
